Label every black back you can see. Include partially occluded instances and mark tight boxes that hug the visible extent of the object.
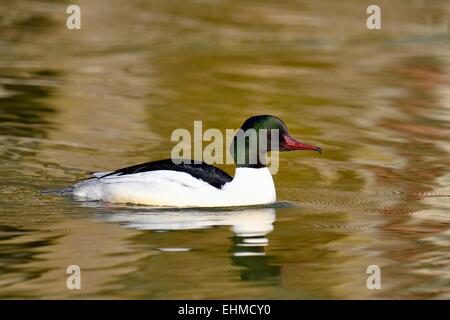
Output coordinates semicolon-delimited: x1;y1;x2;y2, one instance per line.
100;158;233;189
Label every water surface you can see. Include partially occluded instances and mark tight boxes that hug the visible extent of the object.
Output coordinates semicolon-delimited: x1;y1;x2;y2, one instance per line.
0;0;449;299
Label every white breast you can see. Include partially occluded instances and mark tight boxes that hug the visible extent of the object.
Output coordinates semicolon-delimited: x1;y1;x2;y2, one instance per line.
221;167;276;206
72;167;276;207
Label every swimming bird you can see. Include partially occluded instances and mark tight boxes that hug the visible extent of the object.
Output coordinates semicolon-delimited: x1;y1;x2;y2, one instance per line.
71;115;321;207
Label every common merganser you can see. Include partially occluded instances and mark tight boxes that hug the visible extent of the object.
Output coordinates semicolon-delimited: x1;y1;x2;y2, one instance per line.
70;115;321;207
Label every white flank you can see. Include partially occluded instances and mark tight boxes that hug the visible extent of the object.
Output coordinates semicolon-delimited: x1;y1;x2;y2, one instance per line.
72;167;276;207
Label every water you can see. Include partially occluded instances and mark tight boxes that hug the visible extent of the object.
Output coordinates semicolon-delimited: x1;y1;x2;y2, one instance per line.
0;0;449;299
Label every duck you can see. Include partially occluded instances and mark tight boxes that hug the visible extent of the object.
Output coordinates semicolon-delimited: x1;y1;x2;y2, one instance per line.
70;115;321;207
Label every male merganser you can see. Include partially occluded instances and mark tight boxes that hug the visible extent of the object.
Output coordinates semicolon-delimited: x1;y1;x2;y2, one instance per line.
71;115;321;207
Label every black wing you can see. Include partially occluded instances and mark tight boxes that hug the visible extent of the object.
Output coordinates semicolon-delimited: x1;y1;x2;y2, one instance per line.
100;158;233;189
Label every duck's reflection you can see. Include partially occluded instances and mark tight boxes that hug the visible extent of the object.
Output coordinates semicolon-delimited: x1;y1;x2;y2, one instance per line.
103;206;281;281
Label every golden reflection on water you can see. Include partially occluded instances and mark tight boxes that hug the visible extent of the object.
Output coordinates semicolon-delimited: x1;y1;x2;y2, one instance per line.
0;0;449;298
